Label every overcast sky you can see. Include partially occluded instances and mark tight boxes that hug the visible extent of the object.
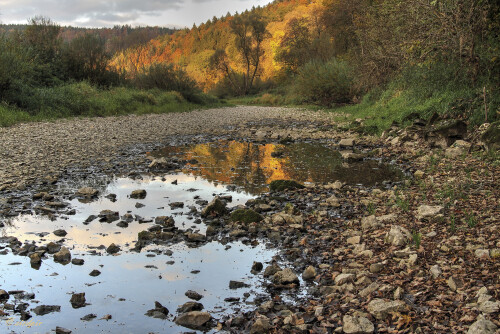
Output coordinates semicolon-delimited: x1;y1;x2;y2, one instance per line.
0;0;272;28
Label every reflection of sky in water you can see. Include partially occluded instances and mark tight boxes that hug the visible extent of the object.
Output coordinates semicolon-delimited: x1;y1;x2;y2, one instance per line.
3;174;254;249
0;241;275;333
0;174;270;333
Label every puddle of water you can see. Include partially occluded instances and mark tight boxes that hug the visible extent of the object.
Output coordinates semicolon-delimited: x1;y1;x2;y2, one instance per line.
155;140;403;194
0;140;403;332
0;241;274;333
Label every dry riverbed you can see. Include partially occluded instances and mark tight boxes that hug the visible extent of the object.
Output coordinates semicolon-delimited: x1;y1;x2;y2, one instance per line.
0;106;499;333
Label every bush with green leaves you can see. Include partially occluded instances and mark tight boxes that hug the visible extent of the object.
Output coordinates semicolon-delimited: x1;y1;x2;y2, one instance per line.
292;58;354;106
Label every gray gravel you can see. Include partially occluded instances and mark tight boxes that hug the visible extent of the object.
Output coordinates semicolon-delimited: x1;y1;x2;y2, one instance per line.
0;106;338;190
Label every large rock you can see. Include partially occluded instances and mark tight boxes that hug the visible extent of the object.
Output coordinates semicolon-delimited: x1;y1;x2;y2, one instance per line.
416;205;444;220
174;311;212;330
367;299;407;320
273;268;299;285
201;197;227;217
269;180;304;192
230;209;263;223
53;247;71;264
343;315;374;334
467;315;498;334
177;301;203;313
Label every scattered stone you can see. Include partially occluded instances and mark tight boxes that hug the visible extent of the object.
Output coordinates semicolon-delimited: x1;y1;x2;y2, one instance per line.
185;290;203;301
416;205;444;220
80;314;97;321
361;215;379;230
273;268;299;285
369;263;384;273
430;264;442;279
385;225;411;246
174;311;212;330
335;273;355;285
177;301;203;313
53;229;67;237
70;293;86;308
230;209;263;223
0;289;9;301
229;280;250;289
130;189;146;199
475;249;490;259
77;187;98;198
106;243;120;254
347;236;361;245
169;202;184;209
269;180;304;192
343;315;374;334
98;210;119;223
145;301;169;319
201;197;227;217
467;315;498;334
32;305;61;316
339;138;355;147
89;270;101;277
250;317;270;334
55;327;72;334
53;247;71;264
29;253;42;265
251;261;263;273
302;266;317;281
186;232;205;242
367;299;407;320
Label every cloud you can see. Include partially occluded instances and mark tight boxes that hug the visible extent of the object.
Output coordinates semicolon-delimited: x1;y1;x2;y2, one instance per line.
0;0;183;26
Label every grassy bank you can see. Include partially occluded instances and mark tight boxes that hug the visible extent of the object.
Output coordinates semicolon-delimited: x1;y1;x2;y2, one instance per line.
0;82;225;127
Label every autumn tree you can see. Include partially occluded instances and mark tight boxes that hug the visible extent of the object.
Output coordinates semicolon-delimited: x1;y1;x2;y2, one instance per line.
229;13;269;95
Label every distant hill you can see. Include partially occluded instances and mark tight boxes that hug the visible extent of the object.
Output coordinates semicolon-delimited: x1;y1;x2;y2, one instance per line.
0;24;177;54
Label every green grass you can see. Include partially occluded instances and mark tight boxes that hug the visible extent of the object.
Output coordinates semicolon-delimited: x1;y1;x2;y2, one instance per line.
1;82;225;127
411;230;422;249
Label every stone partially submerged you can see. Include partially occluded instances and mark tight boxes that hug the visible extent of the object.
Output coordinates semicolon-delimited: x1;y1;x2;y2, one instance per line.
174;311;212;330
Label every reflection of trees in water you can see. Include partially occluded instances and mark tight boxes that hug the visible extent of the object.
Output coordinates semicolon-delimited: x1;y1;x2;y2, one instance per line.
157;141;403;193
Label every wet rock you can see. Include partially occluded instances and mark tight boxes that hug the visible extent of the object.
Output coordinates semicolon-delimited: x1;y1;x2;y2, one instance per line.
0;289;9;301
135;202;145;208
29;253;42;265
116;221;129;228
273;268;299;285
174;311;212;330
145;301;169;319
53;229;67;237
229;280;250;289
201;197;227;217
76;187;98;198
169;202;184;209
229;229;247;238
185;290;203;301
70;293;86;308
53;247;71;264
71;258;84;265
56;327;72;334
177;301;204;313
269;180;304;192
367;299;407;320
106;243;120;254
32;305;61;316
343;315;374;334
385;225;411;246
263;263;281;277
155;216;175;226
186;232;206;242
83;215;97;224
81;314;97;321
416;205;444;220
250;317;270;334
302;266;317;281
467;315;498;334
98;210;120;223
47;242;61;254
130;189;147;199
89;269;101;277
230;209;263;223
251;261;263;273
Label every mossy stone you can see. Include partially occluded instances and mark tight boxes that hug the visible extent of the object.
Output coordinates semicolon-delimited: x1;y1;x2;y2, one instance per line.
269;180;305;192
230;209;263;224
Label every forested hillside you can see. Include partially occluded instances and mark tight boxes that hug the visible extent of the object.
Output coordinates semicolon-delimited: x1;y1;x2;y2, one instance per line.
111;0;500;129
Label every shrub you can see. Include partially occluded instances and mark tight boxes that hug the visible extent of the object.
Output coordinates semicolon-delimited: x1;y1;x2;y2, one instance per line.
292;58;354;106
